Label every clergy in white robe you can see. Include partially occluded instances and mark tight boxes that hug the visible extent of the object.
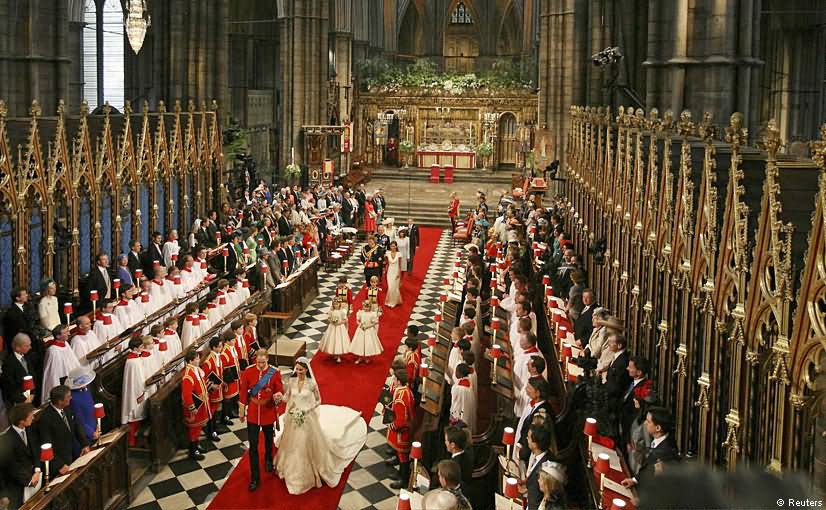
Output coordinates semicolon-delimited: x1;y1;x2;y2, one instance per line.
510;305;537;360
235;277;251;303
513;333;547;416
71;316;102;365
180;256;201;292
150;269;173;310
162;232;180;268
445;328;467;385
114;286;141;329
141;336;163;391
207;301;222;325
449;364;477;434
121;337;148;446
197;311;211;337
42;325;81;400
166;271;185;302
162;316;183;358
94;301;124;344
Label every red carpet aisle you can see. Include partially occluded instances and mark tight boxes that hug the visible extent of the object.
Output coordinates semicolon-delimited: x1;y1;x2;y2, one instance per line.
208;227;443;510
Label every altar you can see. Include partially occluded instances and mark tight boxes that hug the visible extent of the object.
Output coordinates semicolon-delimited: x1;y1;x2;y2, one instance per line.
416;144;476;169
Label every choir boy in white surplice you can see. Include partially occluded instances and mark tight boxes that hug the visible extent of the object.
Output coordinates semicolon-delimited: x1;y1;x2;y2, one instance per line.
450;363;477;434
121;337;148;447
42;325;81;399
162;316;183;358
71;316;102;366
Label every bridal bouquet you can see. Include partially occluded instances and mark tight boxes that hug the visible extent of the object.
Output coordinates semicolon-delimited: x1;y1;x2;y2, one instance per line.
288;407;306;427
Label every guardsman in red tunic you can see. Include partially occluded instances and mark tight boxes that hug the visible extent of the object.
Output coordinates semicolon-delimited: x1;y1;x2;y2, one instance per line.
243;313;260;364
403;333;422;397
201;336;225;440
387;369;415;489
220;331;241;426
181;350;211;460
239;348;284;492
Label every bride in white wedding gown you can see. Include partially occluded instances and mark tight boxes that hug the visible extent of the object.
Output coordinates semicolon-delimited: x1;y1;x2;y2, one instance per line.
274;358;367;495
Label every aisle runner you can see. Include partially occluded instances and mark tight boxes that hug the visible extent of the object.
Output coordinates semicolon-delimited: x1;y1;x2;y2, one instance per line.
208;227;443;510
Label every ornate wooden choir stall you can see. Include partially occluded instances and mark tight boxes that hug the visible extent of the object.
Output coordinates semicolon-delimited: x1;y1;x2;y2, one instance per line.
0;98;226;306
562;105;826;490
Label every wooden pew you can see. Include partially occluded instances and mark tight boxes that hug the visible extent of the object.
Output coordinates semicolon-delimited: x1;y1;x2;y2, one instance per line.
20;429;130;510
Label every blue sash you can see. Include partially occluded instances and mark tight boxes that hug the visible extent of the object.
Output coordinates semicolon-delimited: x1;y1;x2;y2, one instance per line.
249;367;276;397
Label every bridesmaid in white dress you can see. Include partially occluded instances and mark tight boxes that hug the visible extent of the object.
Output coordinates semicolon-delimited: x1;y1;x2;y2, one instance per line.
275;359;367;495
349;300;383;364
318;299;351;363
384;242;403;308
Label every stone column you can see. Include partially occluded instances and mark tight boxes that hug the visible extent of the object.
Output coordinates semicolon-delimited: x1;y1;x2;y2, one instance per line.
278;0;330;170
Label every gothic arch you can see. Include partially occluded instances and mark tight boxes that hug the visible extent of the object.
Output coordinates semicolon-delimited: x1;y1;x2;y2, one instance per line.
497;0;522;57
398;1;425;57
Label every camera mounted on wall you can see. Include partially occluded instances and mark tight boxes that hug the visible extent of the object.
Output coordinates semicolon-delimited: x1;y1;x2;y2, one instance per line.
592;47;624;67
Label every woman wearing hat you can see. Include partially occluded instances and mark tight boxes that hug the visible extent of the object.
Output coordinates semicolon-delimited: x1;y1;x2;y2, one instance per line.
67;366;99;441
37;278;61;331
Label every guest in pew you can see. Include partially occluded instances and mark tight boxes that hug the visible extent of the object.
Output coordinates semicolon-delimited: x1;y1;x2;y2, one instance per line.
1;403;41;509
1;333;37;407
515;377;553;466
619;356;655;443
66;367;99;443
521;424;555;510
602;333;632;402
433;459;472;510
573;289;597;347
450;363;477;434
39;385;91;477
579;307;609;353
181;350;211;461
621;407;680;489
443;425;474;490
626;382;657;476
121;337;149;447
535;459;567;510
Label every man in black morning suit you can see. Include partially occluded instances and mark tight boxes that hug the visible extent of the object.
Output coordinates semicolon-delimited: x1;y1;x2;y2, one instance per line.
622;406;680;489
2;288;31;354
603;332;632;402
143;231;164;278
127;239;144;276
517;377;554;465
1;333;38;406
573;289;597;347
38;385;92;477
525;424;553;510
0;403;41;509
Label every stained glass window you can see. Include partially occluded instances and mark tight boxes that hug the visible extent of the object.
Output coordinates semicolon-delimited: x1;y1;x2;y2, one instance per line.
450;2;473;24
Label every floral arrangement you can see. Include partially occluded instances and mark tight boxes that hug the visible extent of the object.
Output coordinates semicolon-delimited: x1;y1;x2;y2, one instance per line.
288;406;306;427
358;58;534;95
477;142;494;157
284;163;301;179
399;140;415;153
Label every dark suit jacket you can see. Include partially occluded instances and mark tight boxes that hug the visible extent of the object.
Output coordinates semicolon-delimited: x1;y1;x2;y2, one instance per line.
517;401;553;464
451;450;474;491
605;350;632;401
144;243;164;277
127;251;143;276
636;434;680;486
1;352;36;405
574;304;596;345
0;427;41;508
277;217;291;237
525;451;549;510
342;200;355;226
86;266;112;304
37;405;90;476
195;227;215;249
2;305;29;351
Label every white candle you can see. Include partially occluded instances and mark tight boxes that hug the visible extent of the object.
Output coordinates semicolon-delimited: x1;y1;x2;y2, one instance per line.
291;146;294;165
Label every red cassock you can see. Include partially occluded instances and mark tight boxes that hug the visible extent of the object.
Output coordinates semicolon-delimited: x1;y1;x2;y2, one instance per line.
201;351;223;412
243;327;259;361
387;385;415;461
405;348;422;386
181;365;211;428
220;345;241;398
239;364;284;425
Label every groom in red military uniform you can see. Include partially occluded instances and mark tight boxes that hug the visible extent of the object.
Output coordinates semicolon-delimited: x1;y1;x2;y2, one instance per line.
181;350;211;460
387;369;415;489
239;348;284;492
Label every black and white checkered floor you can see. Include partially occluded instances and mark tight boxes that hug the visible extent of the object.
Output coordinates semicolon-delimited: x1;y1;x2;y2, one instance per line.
129;230;453;510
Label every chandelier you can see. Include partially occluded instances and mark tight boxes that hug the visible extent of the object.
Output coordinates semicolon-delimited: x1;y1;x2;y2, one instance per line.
124;0;151;54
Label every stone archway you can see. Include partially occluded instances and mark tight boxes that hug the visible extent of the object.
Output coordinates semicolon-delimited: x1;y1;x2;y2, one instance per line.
497;0;522;57
398;1;425;57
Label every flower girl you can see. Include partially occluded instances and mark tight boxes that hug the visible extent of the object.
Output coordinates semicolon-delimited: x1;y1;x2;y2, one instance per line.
350;299;383;364
319;298;351;363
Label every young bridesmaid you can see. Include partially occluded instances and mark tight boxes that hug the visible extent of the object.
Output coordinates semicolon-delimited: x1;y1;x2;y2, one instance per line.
350;299;383;364
319;298;351;363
